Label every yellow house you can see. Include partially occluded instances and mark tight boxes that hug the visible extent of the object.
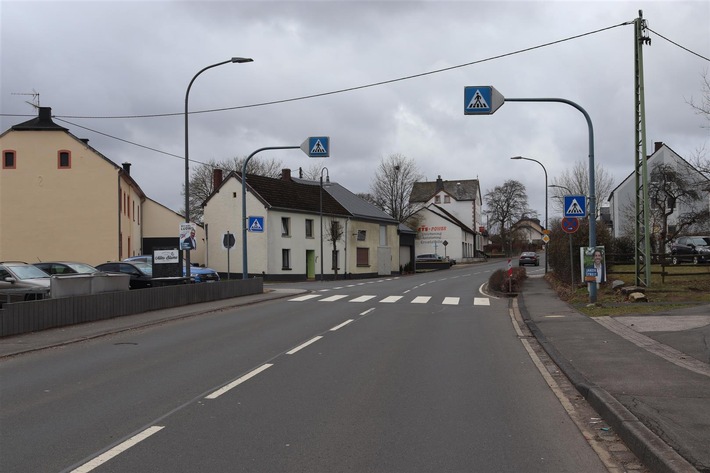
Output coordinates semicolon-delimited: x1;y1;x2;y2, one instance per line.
0;107;204;266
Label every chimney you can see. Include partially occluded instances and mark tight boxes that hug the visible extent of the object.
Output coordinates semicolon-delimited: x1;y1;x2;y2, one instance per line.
435;175;444;192
39;107;52;121
122;162;131;175
281;169;291;181
654;142;663;152
213;169;223;190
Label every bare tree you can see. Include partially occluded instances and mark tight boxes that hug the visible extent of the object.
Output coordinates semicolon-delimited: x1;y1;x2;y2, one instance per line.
485;180;533;256
549;161;614;218
183;156;283;222
687;70;710;175
325;218;344;278
370;153;424;224
648;162;710;252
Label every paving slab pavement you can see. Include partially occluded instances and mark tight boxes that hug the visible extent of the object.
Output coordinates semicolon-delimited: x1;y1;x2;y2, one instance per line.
517;276;710;473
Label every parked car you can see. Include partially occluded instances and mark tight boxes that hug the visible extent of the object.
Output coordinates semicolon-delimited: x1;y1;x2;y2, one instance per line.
670;236;710;265
416;254;444;262
518;252;540;266
123;255;220;283
34;261;100;275
96;261;185;289
0;261;51;299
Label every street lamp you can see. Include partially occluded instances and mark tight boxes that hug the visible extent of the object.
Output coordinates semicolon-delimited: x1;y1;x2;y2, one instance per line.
319;167;330;281
184;57;252;271
511;156;548;274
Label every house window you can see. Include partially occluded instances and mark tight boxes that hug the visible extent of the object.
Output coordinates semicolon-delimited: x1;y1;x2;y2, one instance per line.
305;219;314;238
444;195;451;203
281;217;290;236
58;150;71;169
357;230;366;241
282;249;291;269
434;195;441;204
379;225;387;246
331;250;340;270
2;150;16;169
132;201;135;221
357;247;369;267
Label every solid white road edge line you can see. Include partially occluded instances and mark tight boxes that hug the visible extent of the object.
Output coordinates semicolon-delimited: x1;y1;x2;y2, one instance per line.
205;364;273;400
70;426;165;473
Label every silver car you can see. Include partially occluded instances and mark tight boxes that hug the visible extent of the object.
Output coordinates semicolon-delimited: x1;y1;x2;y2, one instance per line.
0;261;51;300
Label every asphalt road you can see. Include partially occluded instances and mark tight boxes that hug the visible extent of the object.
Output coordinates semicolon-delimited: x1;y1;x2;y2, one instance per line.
1;260;611;472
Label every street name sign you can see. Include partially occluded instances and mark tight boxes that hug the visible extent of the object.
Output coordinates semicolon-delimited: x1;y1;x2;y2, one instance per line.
464;86;505;115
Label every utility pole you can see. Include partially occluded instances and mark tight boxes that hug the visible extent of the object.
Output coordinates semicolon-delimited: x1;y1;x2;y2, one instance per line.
634;10;652;287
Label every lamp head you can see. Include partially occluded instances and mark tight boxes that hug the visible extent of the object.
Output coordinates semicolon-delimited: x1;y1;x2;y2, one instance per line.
510;156;523;160
231;57;254;63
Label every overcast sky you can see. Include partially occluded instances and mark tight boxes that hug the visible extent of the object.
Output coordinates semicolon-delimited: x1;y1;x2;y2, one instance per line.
2;0;709;224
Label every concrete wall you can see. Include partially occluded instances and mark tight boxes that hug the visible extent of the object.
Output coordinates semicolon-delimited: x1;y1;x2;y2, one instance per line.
0;278;263;337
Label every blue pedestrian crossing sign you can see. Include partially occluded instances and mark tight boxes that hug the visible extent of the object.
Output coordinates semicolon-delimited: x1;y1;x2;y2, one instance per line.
564;195;587;218
248;216;265;233
300;136;330;158
464;86;505;115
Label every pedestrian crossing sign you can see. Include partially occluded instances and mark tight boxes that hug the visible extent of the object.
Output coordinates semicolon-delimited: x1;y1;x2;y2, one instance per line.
464;86;505;115
300;136;330;158
248;216;265;233
564;195;587;218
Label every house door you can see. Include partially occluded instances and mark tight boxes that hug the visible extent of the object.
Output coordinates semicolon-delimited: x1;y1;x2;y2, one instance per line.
306;250;315;279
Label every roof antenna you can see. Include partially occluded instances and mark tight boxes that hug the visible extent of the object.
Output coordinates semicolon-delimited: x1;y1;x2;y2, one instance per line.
11;90;40;110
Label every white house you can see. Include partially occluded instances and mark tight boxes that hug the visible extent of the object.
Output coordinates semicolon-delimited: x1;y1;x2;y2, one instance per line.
202;169;400;280
608;142;710;239
414;204;477;261
409;175;485;261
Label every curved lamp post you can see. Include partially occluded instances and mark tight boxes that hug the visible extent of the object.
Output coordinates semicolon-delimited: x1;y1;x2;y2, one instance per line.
319;167;330;281
184;57;252;271
511;156;548;274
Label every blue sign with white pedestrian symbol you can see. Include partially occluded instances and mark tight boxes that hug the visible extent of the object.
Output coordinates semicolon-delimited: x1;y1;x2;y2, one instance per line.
464;86;505;115
564;195;587;218
301;136;330;158
248;216;265;233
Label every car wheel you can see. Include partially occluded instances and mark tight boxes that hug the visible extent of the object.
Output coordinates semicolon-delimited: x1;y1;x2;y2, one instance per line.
693;255;699;265
672;255;680;265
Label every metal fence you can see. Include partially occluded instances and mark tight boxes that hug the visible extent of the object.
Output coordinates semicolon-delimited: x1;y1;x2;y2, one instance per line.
0;278;263;338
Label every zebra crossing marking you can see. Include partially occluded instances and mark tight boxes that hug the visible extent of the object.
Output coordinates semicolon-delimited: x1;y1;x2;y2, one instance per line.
380;296;403;303
289;293;491;306
320;295;349;302
289;294;321;302
349;295;377;303
474;297;490;306
411;296;431;304
442;297;460;305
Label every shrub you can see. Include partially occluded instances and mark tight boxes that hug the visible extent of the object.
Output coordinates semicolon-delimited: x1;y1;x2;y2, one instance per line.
488;267;527;293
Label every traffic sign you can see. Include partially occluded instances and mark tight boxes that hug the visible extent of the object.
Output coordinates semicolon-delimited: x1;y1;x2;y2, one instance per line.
464;86;505;115
300;136;330;157
563;195;587;218
542;234;550;243
561;217;580;234
248;216;265;233
223;232;236;249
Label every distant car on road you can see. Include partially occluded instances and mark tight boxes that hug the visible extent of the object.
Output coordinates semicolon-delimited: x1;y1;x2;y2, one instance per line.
34;261;100;275
518;252;540;267
670;236;710;265
123;255;220;283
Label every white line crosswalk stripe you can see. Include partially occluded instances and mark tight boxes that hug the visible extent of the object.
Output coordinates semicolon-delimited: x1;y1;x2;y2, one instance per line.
474;297;490;306
411;296;431;304
319;295;349;302
380;296;403;303
442;297;460;305
289;294;321;302
349;295;377;303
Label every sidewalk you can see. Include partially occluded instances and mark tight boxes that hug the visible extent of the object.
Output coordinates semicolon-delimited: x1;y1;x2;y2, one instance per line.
517;276;710;473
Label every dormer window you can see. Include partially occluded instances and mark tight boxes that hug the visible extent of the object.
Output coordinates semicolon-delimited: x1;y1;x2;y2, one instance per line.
434;195;441;204
58;150;71;169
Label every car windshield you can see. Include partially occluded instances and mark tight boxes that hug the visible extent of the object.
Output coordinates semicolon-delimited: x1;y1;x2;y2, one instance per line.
66;263;99;273
522;252;536;257
690;237;710;246
132;262;153;276
7;264;50;280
